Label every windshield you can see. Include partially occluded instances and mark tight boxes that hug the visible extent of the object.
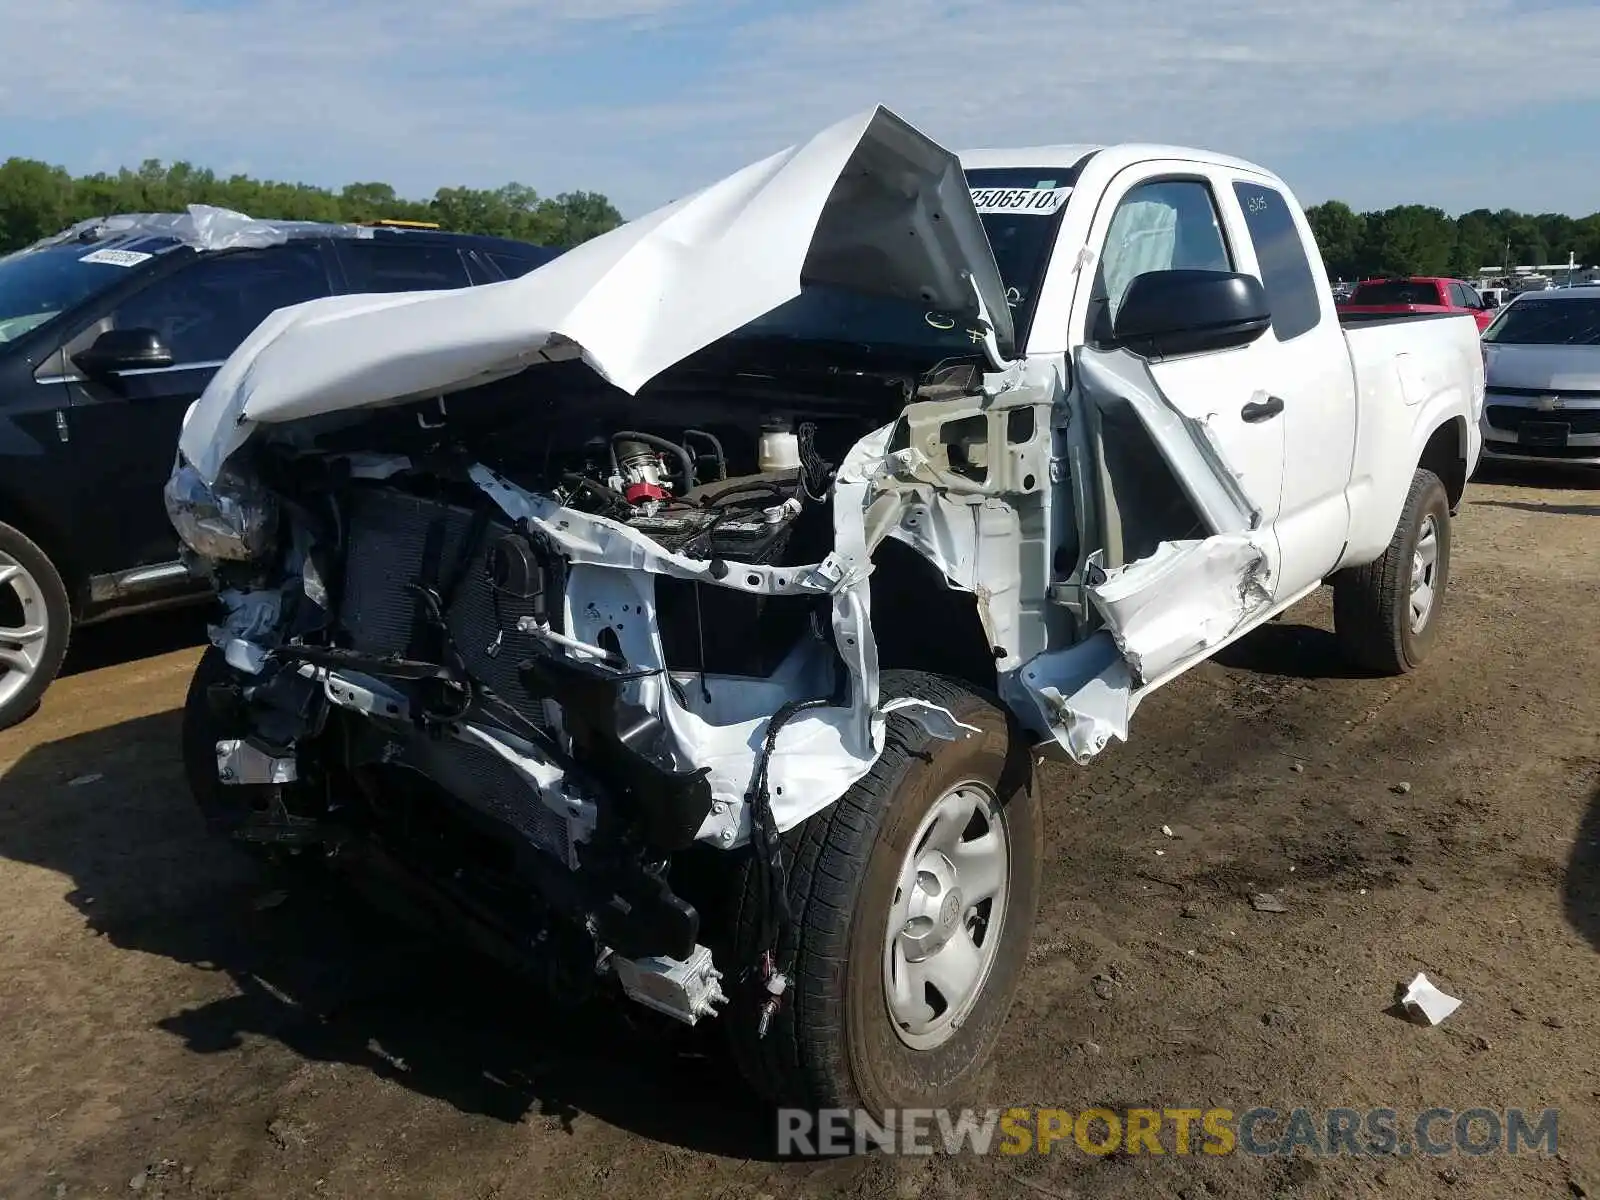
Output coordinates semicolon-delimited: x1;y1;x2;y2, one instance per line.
0;240;172;344
1483;297;1600;345
1348;280;1441;307
733;165;1078;363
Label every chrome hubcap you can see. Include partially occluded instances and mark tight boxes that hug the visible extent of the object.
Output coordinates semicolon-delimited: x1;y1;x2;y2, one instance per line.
883;782;1010;1050
1410;515;1439;634
0;552;49;710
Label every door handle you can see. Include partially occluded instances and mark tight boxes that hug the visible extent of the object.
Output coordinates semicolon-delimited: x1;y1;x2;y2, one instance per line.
1241;395;1285;423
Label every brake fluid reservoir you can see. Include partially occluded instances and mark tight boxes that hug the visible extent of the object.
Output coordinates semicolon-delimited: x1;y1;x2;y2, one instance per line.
758;416;800;474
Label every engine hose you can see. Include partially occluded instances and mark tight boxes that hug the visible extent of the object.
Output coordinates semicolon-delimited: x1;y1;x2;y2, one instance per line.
681;429;727;480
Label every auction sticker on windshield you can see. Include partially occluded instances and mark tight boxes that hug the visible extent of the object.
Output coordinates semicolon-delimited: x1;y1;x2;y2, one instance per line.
970;186;1071;215
79;248;154;268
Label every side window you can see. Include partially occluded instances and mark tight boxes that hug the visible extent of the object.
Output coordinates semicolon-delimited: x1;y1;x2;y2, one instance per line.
109;242;330;364
1098;180;1231;323
1230;181;1322;342
462;251;499;286
486;249;558;280
1462;284;1484;308
338;241;473;292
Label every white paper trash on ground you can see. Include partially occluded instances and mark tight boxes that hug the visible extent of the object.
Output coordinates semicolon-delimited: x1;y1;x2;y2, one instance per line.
1400;973;1462;1026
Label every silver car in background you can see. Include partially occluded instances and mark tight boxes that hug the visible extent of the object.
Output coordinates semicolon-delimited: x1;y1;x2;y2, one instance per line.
1480;286;1600;467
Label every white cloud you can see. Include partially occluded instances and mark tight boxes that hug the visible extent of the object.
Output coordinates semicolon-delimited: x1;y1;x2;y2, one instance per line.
2;0;1599;213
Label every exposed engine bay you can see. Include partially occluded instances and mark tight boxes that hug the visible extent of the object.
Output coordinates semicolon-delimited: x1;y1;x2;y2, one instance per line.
178;352;1073;1028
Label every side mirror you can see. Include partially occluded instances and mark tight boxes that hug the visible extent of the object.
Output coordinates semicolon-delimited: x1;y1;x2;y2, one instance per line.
1111;269;1272;357
72;327;174;377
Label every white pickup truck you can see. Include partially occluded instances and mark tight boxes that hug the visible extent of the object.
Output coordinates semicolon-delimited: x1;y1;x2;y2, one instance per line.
166;106;1483;1125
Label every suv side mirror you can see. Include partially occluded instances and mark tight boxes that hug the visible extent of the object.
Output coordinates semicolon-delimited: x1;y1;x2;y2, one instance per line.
1111;269;1272;358
73;327;174;377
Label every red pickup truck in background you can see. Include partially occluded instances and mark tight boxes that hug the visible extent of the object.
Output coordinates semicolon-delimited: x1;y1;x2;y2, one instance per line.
1337;276;1499;330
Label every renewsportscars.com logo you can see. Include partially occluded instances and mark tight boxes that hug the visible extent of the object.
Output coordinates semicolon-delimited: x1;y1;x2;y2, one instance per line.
777;1106;1560;1158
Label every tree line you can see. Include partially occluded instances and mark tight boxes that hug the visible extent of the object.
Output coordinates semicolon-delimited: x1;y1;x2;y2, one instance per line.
0;157;624;254
1306;201;1600;281
6;154;1600;280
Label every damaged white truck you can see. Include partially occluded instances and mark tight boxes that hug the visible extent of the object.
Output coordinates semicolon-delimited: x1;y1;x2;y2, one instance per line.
166;107;1484;1119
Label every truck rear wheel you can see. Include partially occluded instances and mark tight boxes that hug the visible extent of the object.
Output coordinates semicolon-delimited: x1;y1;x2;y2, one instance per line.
0;521;71;732
728;671;1042;1126
1333;467;1452;675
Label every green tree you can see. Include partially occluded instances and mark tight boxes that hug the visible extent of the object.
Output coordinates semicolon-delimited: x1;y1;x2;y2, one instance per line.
0;156;624;253
1305;201;1365;279
0;158;74;250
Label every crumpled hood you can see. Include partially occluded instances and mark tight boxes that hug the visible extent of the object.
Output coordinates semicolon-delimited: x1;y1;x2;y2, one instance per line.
1484;342;1600;392
178;105;1012;484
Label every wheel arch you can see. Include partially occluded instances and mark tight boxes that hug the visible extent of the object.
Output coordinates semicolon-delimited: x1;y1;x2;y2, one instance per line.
867;539;999;697
1418;415;1469;512
0;485;85;615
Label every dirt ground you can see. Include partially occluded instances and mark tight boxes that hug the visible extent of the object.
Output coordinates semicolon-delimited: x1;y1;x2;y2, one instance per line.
1;463;1597;1200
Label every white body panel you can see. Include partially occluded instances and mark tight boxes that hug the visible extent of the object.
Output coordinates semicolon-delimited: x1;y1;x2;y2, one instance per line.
1337;317;1484;565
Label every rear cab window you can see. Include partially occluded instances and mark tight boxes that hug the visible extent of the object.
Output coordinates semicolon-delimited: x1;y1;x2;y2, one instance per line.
1230;181;1323;342
1349;280;1442;306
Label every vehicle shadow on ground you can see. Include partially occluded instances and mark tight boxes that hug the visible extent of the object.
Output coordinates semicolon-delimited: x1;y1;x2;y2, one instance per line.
60;606;209;678
1471;462;1600;492
1210;620;1372;681
0;710;781;1160
1473;499;1600;517
1562;777;1600;956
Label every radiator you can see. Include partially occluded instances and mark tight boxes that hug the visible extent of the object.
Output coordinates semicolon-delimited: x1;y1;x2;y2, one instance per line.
339;486;552;730
339;486;571;862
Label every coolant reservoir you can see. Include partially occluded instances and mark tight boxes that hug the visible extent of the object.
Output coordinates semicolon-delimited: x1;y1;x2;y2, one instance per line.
758;416;800;474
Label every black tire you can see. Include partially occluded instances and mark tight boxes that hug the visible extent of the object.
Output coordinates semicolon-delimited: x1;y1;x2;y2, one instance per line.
0;520;72;733
727;670;1042;1121
1332;467;1452;675
182;644;239;829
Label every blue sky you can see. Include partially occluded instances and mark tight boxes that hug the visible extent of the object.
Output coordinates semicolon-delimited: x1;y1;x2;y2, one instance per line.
3;0;1599;219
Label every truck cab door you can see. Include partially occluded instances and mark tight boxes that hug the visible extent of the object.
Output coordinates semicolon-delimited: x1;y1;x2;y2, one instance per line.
1076;168;1286;576
59;242;334;578
1221;175;1358;592
1057;166;1287;686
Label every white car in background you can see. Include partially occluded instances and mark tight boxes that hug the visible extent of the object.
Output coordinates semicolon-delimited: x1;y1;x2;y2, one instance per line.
1480;286;1600;467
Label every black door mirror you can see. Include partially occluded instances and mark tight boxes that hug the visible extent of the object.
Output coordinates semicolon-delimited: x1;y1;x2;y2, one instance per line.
72;327;174;377
1111;269;1272;357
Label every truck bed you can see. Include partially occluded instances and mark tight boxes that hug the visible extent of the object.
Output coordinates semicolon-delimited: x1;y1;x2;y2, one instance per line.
1338;310;1484;564
1337;309;1467;328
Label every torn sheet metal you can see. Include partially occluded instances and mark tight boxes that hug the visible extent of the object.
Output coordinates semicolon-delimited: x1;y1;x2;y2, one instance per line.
178;104;1013;485
464;436;907;842
1005;633;1133;764
1087;536;1272;684
1076;347;1261;534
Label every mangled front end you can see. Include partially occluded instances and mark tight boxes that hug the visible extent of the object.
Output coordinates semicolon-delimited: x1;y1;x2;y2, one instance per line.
164;105;1282;1031
164;106;1042;1026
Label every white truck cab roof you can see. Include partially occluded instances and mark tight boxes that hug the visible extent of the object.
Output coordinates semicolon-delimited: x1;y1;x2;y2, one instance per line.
958;143;1279;179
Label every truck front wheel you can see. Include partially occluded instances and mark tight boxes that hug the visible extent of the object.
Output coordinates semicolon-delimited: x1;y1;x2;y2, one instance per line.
1333;467;1452;675
728;670;1042;1126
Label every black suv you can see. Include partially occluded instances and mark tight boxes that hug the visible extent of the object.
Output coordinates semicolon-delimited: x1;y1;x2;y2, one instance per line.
0;213;558;729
